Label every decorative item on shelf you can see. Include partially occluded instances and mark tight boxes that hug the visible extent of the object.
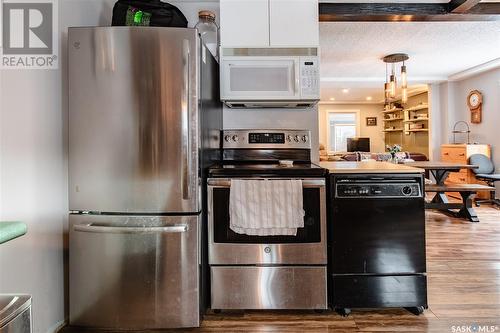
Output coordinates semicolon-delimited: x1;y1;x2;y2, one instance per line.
452;121;471;144
467;90;482;124
366;117;377;126
410;123;425;130
195;10;219;61
386;144;402;163
382;53;409;105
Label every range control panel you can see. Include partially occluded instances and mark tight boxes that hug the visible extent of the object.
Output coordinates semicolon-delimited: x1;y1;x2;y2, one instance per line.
249;133;285;144
336;183;422;198
223;130;311;149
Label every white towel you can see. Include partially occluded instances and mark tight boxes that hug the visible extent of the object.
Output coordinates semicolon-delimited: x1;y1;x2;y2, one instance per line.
229;179;305;236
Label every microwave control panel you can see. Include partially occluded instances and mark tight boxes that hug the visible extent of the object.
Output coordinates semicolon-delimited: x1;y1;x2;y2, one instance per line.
300;57;320;99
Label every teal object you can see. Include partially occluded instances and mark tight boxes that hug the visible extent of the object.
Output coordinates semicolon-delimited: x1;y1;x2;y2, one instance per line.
0;222;27;244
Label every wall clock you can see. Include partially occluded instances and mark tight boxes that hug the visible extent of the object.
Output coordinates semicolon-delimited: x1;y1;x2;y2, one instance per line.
467;90;482;124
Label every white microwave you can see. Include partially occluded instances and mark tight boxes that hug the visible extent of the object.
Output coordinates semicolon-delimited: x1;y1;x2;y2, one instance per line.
220;49;320;108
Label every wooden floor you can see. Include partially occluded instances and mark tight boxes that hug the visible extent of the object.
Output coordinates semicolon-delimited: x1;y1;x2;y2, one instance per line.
61;205;500;333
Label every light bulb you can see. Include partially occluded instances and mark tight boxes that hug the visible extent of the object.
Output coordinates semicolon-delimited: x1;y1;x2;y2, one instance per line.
401;65;407;89
402;87;408;104
389;75;396;98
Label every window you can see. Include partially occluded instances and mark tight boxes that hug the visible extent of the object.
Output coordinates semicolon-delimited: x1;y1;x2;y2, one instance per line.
327;112;359;153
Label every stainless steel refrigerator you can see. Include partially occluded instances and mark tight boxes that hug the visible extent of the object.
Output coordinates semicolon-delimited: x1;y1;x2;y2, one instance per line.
68;27;221;329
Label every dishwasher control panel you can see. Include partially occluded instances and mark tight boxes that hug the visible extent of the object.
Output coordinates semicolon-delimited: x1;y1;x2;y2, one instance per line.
336;183;421;198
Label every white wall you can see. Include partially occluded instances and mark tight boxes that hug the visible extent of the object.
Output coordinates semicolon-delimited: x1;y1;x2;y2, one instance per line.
437;67;500;197
318;103;385;153
0;70;67;333
0;1;219;333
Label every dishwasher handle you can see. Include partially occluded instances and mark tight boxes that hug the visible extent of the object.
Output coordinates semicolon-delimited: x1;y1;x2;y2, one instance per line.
74;223;188;234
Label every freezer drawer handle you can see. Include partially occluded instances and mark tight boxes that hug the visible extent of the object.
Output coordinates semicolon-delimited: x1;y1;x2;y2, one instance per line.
74;224;188;234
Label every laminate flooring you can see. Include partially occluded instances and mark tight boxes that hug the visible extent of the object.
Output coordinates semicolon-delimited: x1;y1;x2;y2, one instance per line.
60;205;500;333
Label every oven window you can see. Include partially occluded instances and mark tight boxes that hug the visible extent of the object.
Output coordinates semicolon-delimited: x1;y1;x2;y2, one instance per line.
212;187;321;243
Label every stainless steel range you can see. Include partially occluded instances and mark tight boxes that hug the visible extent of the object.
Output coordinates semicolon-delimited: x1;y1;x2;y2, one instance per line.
207;129;328;310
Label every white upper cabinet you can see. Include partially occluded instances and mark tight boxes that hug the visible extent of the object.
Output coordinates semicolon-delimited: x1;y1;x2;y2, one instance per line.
269;0;319;47
220;0;270;47
220;0;319;48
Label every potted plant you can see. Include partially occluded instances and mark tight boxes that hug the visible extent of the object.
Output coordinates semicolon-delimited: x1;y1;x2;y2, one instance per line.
386;144;402;163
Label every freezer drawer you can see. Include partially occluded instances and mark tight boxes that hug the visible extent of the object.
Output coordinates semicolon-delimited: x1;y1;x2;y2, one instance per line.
69;214;199;329
211;266;327;310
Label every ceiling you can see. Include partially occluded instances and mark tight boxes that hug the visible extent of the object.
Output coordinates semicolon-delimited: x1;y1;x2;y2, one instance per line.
319;21;500;102
320;83;428;103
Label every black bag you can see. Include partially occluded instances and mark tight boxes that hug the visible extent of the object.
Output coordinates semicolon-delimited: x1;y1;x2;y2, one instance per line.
112;0;188;27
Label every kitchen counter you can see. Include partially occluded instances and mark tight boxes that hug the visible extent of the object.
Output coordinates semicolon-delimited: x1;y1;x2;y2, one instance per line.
320;161;424;174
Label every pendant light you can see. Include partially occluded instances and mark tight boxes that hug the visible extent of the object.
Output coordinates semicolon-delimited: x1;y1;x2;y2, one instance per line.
382;53;409;104
401;86;408;104
401;61;408;104
384;63;390;103
389;63;397;98
401;63;408;88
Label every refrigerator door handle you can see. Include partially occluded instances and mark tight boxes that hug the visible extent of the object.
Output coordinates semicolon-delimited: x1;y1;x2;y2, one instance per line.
181;39;192;200
74;223;189;234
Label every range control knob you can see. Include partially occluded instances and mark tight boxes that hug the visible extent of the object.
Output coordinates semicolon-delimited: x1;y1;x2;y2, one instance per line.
224;135;231;142
402;186;413;196
287;135;293;142
294;135;300;143
302;135;308;143
232;135;239;142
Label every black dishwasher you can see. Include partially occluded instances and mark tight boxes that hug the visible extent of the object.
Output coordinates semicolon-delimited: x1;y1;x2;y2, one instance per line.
328;173;427;316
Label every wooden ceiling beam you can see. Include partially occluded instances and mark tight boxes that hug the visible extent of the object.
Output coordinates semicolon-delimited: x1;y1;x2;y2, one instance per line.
319;1;500;21
467;3;500;14
449;0;482;14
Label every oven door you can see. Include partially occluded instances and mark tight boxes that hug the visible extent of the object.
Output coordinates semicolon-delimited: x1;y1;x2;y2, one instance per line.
221;58;300;100
208;178;327;265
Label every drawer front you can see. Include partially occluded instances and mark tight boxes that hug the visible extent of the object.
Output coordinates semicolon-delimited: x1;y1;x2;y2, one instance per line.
211;266;327;310
447;170;468;184
69;214;200;329
441;148;467;163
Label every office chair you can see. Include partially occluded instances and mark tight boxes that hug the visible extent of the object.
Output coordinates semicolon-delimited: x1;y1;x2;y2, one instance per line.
469;154;500;207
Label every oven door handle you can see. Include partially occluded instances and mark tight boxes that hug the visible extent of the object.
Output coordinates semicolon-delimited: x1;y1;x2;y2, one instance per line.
207;178;325;187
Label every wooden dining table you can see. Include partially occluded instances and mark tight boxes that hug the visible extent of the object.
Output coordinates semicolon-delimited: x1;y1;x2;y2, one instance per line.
405;161;478;186
404;161;484;221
